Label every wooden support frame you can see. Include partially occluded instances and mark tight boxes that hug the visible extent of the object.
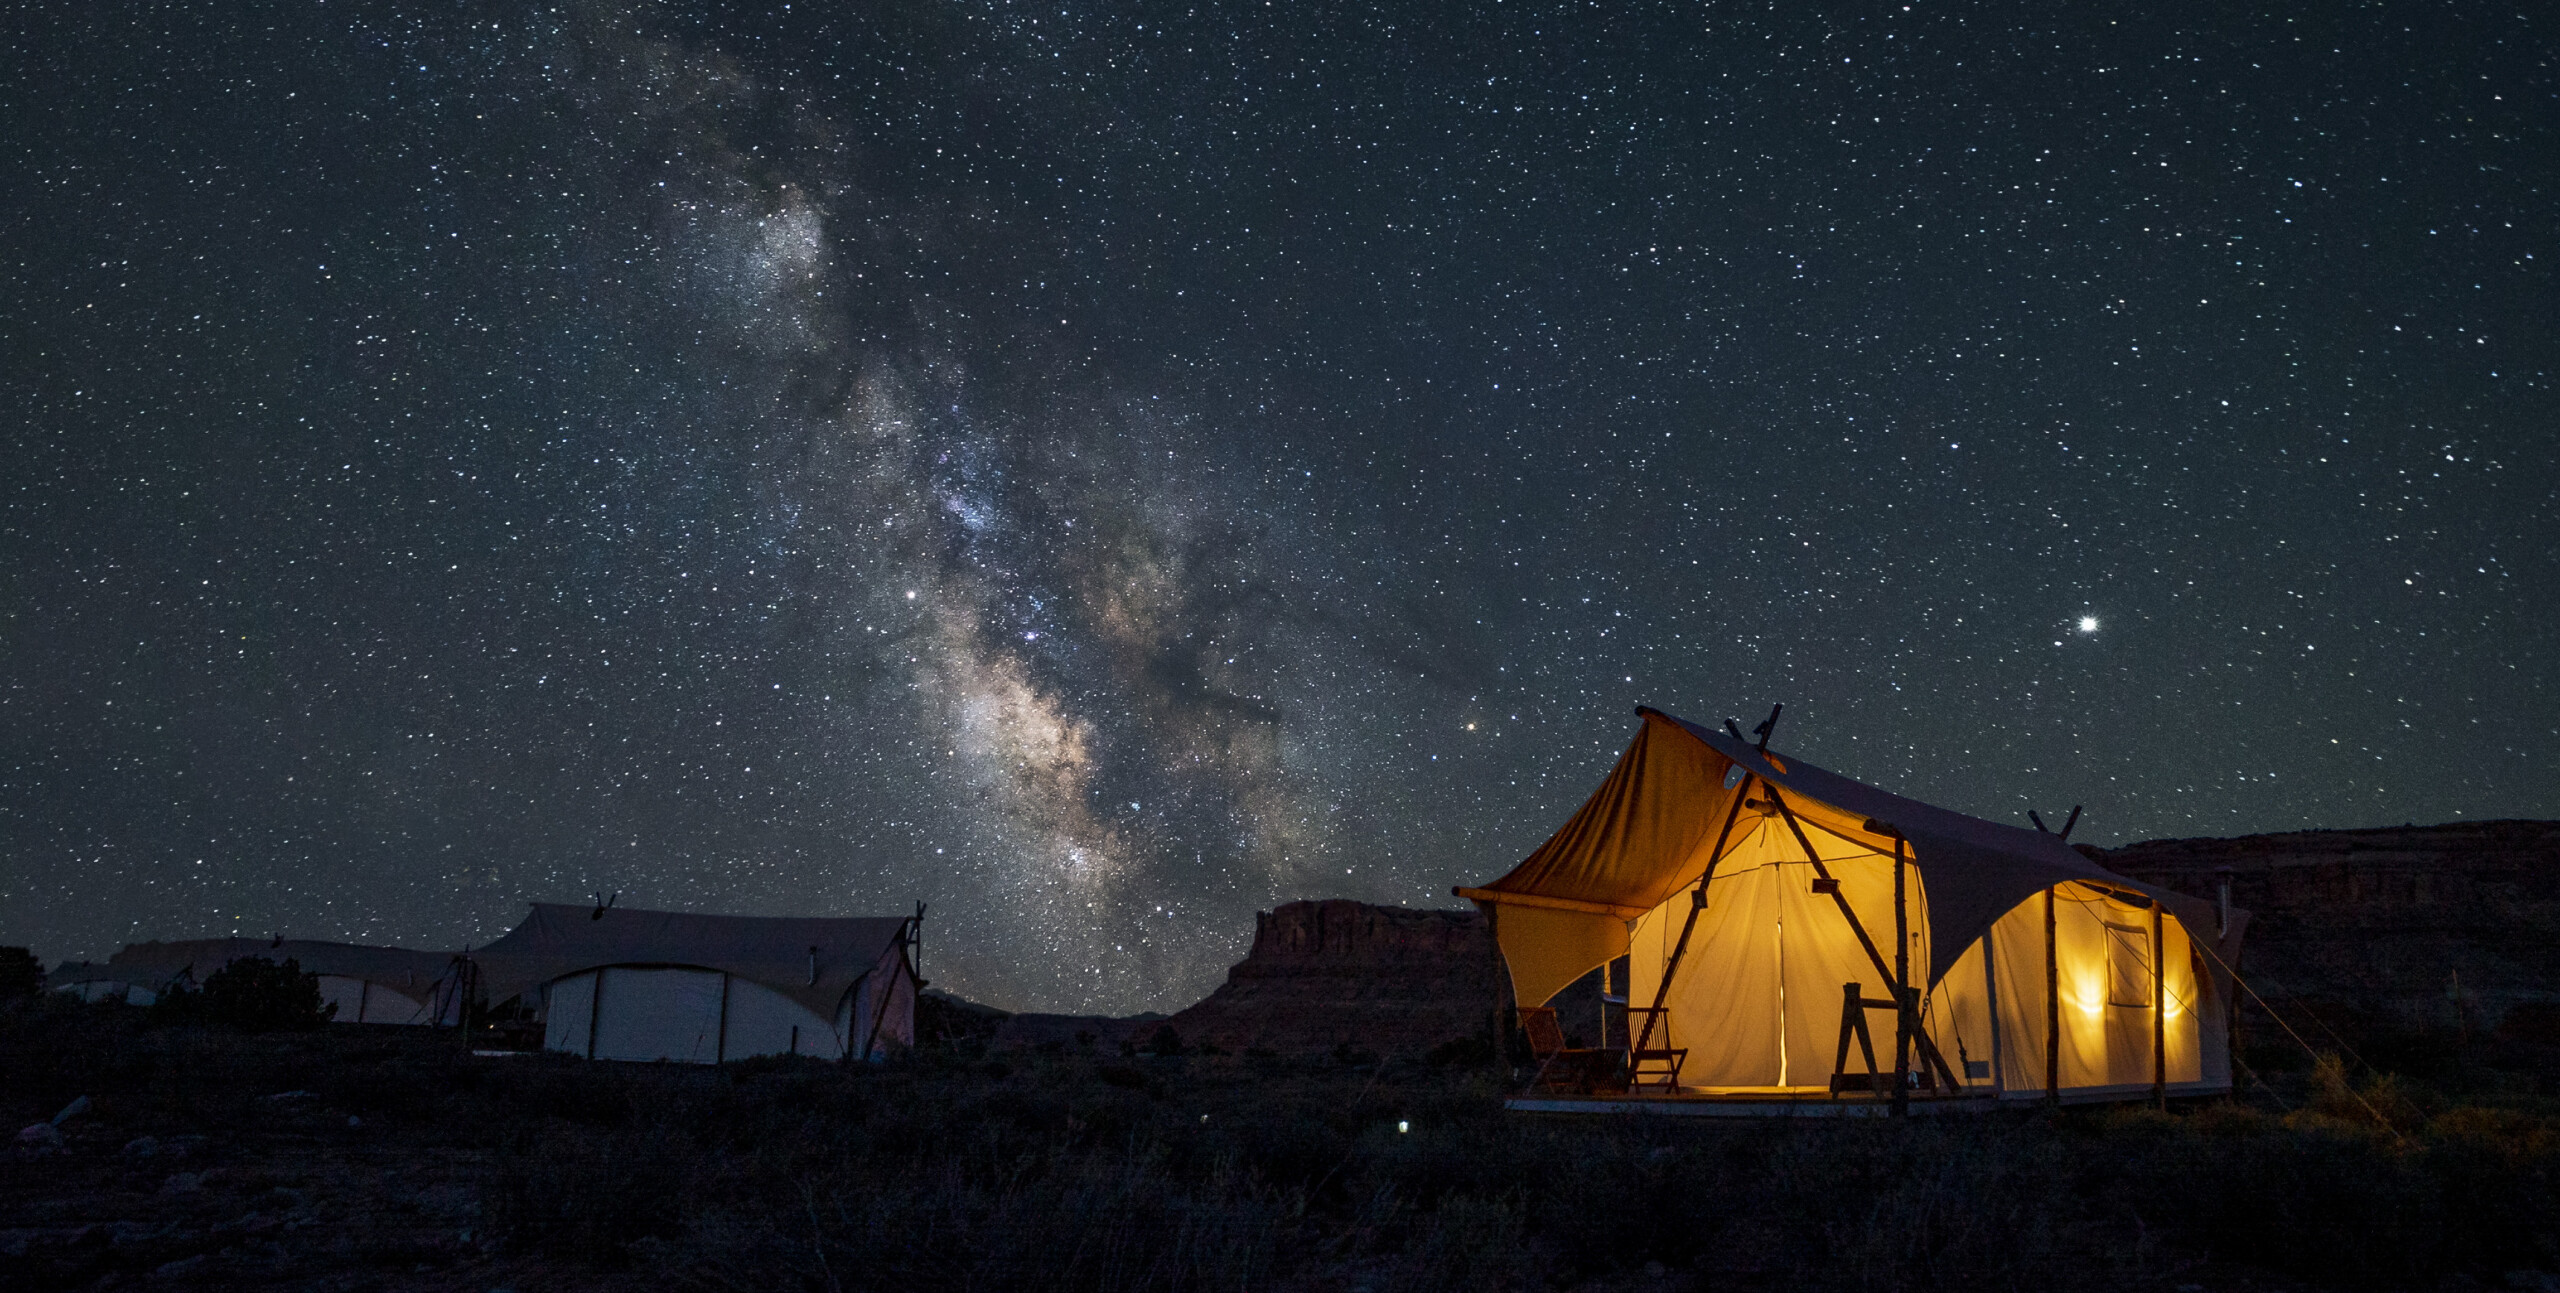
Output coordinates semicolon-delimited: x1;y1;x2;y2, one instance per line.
2152;902;2168;1107
2045;886;2061;1106
1892;835;1912;1118
1831;981;1880;1092
716;972;732;1064
1829;982;1939;1096
1764;787;1961;1093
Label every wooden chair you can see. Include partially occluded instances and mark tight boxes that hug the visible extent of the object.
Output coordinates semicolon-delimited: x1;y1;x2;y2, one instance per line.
1625;1007;1689;1092
1517;1005;1623;1094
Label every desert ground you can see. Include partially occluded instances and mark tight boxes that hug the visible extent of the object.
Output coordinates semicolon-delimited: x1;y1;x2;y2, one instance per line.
8;991;2559;1293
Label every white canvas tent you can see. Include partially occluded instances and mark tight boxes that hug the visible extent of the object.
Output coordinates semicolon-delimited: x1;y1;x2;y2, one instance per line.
470;904;918;1064
1459;708;2248;1108
49;938;467;1024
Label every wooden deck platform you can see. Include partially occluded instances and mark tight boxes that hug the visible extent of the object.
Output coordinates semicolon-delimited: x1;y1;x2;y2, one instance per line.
1506;1082;2227;1116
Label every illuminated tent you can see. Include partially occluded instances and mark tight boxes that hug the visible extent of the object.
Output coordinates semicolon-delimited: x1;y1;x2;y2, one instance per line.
49;939;466;1024
1458;708;2246;1103
471;905;918;1064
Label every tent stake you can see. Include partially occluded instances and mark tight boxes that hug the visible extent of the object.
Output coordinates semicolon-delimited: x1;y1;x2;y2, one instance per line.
1631;774;1755;1058
2045;886;2060;1107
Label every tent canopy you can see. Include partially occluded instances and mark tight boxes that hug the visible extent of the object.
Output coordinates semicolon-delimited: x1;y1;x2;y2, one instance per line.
1460;707;2243;1011
471;904;913;1020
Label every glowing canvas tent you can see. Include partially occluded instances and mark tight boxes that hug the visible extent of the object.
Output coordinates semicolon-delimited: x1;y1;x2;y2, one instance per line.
1459;708;2247;1107
471;904;918;1064
49;939;467;1024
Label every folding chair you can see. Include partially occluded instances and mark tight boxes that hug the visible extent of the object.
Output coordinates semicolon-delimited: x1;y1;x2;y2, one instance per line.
1517;1005;1622;1094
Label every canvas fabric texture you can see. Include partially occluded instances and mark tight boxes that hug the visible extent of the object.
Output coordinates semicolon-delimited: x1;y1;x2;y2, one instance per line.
471;904;912;1024
51;939;462;1019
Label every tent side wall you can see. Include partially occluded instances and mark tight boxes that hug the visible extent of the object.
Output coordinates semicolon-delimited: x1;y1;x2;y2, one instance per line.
1621;847;2231;1098
316;975;439;1025
540;965;848;1063
56;980;158;1006
1965;883;2227;1099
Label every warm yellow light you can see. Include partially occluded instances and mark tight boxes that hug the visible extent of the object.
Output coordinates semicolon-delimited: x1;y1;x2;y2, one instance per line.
2071;972;2106;1017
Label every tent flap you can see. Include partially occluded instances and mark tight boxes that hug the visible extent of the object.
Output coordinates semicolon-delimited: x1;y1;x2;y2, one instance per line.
1458;711;1741;1006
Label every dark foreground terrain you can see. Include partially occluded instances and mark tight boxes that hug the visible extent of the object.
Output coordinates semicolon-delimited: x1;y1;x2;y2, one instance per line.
7;999;2560;1293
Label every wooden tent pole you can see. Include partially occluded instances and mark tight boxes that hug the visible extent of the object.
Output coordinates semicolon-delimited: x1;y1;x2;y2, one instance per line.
1632;774;1755;1056
1892;836;1911;1118
2044;887;2060;1107
1766;788;1898;993
1766;788;1959;1091
2152;902;2168;1107
716;972;732;1064
587;969;604;1061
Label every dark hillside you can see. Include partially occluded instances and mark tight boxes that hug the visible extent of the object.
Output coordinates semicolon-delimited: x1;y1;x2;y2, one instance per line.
2096;820;2560;1059
1162;899;1512;1056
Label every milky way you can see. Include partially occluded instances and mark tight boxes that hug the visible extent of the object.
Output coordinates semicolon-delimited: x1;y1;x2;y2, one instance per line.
4;1;2553;1011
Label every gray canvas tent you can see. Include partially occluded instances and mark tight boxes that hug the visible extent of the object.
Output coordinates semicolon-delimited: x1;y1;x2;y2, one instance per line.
49;938;466;1024
470;904;918;1063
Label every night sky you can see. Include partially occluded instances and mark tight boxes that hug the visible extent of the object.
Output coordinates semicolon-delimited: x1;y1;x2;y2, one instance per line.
3;1;2552;1013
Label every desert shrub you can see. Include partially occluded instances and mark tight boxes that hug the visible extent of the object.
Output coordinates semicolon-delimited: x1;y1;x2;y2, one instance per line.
0;945;42;1000
487;1119;688;1266
10;1004;2560;1293
197;956;328;1031
1423;1035;1496;1067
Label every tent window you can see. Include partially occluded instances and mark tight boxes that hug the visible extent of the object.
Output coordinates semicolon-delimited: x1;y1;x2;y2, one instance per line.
2104;924;2153;1008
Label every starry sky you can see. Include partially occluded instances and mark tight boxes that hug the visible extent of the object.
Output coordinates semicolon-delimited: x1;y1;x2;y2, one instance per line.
3;0;2553;1013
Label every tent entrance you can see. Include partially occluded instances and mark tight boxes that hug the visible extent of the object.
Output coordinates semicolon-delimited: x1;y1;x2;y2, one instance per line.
1628;781;1957;1099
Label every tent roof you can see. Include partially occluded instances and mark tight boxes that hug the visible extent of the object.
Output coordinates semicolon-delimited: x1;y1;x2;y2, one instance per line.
470;904;912;1018
1462;707;2244;1002
50;939;460;997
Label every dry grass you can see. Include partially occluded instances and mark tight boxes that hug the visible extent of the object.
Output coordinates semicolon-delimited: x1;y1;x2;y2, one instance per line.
5;996;2559;1291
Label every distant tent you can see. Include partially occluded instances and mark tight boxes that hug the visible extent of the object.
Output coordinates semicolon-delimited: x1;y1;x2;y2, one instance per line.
470;905;919;1064
1458;708;2248;1105
48;939;467;1024
47;964;162;1007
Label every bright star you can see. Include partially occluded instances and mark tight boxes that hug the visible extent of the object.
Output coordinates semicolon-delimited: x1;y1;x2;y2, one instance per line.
2078;616;2100;633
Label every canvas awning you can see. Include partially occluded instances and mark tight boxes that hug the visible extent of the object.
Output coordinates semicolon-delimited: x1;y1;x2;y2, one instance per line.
1460;707;2245;1011
470;904;914;1020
